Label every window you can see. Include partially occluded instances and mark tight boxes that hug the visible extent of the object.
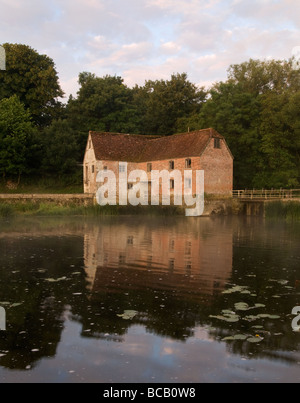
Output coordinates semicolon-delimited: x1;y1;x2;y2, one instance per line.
92;165;95;174
119;164;126;173
170;179;175;189
128;183;133;190
214;138;221;149
85;166;88;184
185;178;192;189
169;160;175;170
147;163;152;172
185;158;192;169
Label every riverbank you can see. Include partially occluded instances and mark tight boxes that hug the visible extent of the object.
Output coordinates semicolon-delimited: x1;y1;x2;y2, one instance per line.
0;195;299;220
0;194;241;218
0;201;183;218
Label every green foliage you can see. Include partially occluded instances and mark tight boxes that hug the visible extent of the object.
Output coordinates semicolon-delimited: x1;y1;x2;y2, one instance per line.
228;58;300;95
136;73;206;135
0;95;36;181
40;119;80;177
257;92;300;188
67;73;140;153
0;43;64;126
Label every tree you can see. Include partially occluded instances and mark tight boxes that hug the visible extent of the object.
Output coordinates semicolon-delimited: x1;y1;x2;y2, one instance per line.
0;95;36;182
66;73;140;153
257;91;300;188
0;43;64;126
228;58;300;95
40;120;80;178
136;73;206;135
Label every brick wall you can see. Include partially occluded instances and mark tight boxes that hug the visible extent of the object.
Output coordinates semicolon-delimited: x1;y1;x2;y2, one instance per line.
84;136;233;199
200;137;233;195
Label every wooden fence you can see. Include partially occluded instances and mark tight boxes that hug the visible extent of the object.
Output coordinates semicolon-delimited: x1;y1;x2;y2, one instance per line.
232;189;300;200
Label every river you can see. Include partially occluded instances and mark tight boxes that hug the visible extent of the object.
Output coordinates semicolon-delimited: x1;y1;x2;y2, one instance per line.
0;215;299;383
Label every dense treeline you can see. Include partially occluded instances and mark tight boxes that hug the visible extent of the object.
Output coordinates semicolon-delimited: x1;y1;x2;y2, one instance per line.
0;43;299;189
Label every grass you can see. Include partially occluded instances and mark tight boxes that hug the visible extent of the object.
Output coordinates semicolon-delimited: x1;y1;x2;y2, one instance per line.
265;201;300;221
0;201;184;218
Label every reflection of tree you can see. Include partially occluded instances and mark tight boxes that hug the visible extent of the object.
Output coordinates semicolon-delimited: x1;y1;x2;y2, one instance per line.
206;218;300;362
0;216;299;372
0;234;87;370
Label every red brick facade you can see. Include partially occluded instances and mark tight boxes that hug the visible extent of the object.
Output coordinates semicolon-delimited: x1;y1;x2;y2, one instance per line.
83;129;233;198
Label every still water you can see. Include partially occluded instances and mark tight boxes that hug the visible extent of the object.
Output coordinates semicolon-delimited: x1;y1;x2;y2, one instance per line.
0;215;299;383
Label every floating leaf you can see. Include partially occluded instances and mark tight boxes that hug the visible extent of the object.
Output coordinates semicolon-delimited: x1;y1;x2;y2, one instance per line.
222;336;235;341
222;285;250;295
244;315;259;322
233;334;248;340
247;336;264;343
277;280;288;285
222;334;248;342
45;277;67;283
254;304;266;309
210;314;240;323
117;310;138;320
222;310;235;315
257;314;280;319
234;302;249;311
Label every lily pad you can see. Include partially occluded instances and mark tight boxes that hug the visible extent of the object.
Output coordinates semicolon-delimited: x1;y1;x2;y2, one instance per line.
235;302;250;311
254;304;266;309
45;277;67;283
117;310;138;320
222;285;250;295
257;314;280;319
210;314;240;323
222;336;235;341
233;334;248;340
247;336;264;343
222;334;248;342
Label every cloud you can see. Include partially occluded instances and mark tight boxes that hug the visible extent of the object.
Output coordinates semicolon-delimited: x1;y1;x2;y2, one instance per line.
0;0;298;98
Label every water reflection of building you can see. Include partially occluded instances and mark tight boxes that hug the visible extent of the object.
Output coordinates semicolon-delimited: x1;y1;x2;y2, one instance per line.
84;217;233;300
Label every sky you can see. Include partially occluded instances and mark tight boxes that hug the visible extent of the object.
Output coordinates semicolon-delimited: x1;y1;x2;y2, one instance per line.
0;0;299;100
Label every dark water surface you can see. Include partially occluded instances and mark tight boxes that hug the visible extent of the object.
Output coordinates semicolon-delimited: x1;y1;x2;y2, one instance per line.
0;215;299;383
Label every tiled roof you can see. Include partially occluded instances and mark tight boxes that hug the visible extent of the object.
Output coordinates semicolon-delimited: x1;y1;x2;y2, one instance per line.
90;128;225;162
